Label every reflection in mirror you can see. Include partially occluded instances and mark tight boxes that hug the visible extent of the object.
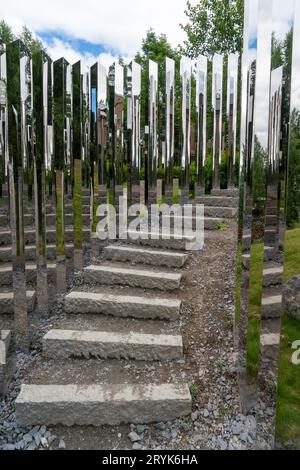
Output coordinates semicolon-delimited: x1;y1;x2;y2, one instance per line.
245;0;273;392
195;55;207;195
180;57;191;202
0;51;8;199
97;63;107;203
72;61;83;270
165;57;175;203
6;40;28;351
82;72;90;188
90;62;99;232
148;59;158;204
108;63;124;205
32;51;50;314
212;54;223;189
127;61;141;205
227;53;239;188
275;0;300;446
20;51;33;204
53;57;69;292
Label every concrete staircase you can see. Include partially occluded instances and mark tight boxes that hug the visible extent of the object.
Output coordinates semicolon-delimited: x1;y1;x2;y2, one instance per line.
195;188;239;221
14;238;193;426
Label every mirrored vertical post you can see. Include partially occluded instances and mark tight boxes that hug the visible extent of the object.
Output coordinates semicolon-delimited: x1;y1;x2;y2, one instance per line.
6;40;29;351
165;57;175;203
98;64;108;206
180;57;192;203
195;55;207;196
72;61;83;271
32;51;50;314
227;53;239;188
53;58;68;292
82;71;90;190
108;63;124;207
90;62;99;233
20;52;33;206
147;60;158;205
127;61;141;205
0;50;8;199
212;54;223;190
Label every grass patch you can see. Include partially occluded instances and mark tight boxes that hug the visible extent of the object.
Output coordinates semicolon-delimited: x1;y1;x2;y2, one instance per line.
189;383;199;399
218;222;229;231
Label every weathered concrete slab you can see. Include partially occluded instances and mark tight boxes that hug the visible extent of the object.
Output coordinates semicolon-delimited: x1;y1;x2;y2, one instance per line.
210;189;239;198
260;333;280;359
262;295;282;318
0;264;56;286
263;266;283;287
203;206;237;219
0;244;74;262
43;329;183;361
196;196;239;208
0;330;15;397
125;231;197;251
84;265;182;291
15;383;192;426
104;245;188;268
65;291;181;321
0;227;90;246
0;291;36;314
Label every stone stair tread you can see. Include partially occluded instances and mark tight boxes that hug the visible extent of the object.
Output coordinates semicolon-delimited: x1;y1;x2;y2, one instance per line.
85;263;181;280
42;329;183;361
65;289;181;322
104;244;188;268
15;383;191;426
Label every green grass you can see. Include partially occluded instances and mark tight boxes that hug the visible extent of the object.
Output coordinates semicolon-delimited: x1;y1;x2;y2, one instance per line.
276;228;300;448
218;222;229;231
241;228;300;447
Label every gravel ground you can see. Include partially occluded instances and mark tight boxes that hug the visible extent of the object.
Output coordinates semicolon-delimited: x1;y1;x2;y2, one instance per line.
0;223;275;450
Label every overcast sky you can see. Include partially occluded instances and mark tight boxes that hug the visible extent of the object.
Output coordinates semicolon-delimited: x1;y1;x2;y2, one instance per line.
0;0;192;70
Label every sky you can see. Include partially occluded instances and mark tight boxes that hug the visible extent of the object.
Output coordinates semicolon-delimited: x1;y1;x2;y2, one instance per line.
0;0;192;71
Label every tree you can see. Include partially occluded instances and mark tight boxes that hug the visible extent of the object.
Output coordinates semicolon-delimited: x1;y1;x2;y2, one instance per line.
180;0;244;58
0;20;14;53
19;26;47;54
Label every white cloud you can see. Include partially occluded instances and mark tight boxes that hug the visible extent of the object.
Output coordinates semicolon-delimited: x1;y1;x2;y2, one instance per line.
0;0;191;57
45;38;133;72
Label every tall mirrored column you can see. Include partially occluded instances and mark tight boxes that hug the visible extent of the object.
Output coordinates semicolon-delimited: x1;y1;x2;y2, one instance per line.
6;40;29;351
227;53;239;188
108;63;124;207
237;0;259;376
90;62;99;233
165;57;175;204
72;61;83;271
98;64;108;206
212;54;223;189
180;57;192;203
127;61;141;205
32;51;50;314
53;58;69;292
82;71;90;190
275;0;300;446
147;60;158;205
0;49;8;199
195;55;207;196
20;51;33;205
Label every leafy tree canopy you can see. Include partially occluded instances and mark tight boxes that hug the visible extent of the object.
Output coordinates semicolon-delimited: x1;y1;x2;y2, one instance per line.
180;0;244;58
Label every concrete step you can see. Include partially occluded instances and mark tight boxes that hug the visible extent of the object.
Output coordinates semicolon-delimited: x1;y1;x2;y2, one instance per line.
260;333;280;359
124;231;197;251
84;265;182;291
65;291;181;321
204;206;237;219
210;188;239;198
0;227;90;246
15;383;191;426
196;196;239;208
0;244;74;263
42;329;183;361
0;263;56;286
263;265;283;287
242;254;250;270
262;293;282;319
0;291;36;314
23;213;90;227
264;246;276;262
265;215;278;227
104;245;188;268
